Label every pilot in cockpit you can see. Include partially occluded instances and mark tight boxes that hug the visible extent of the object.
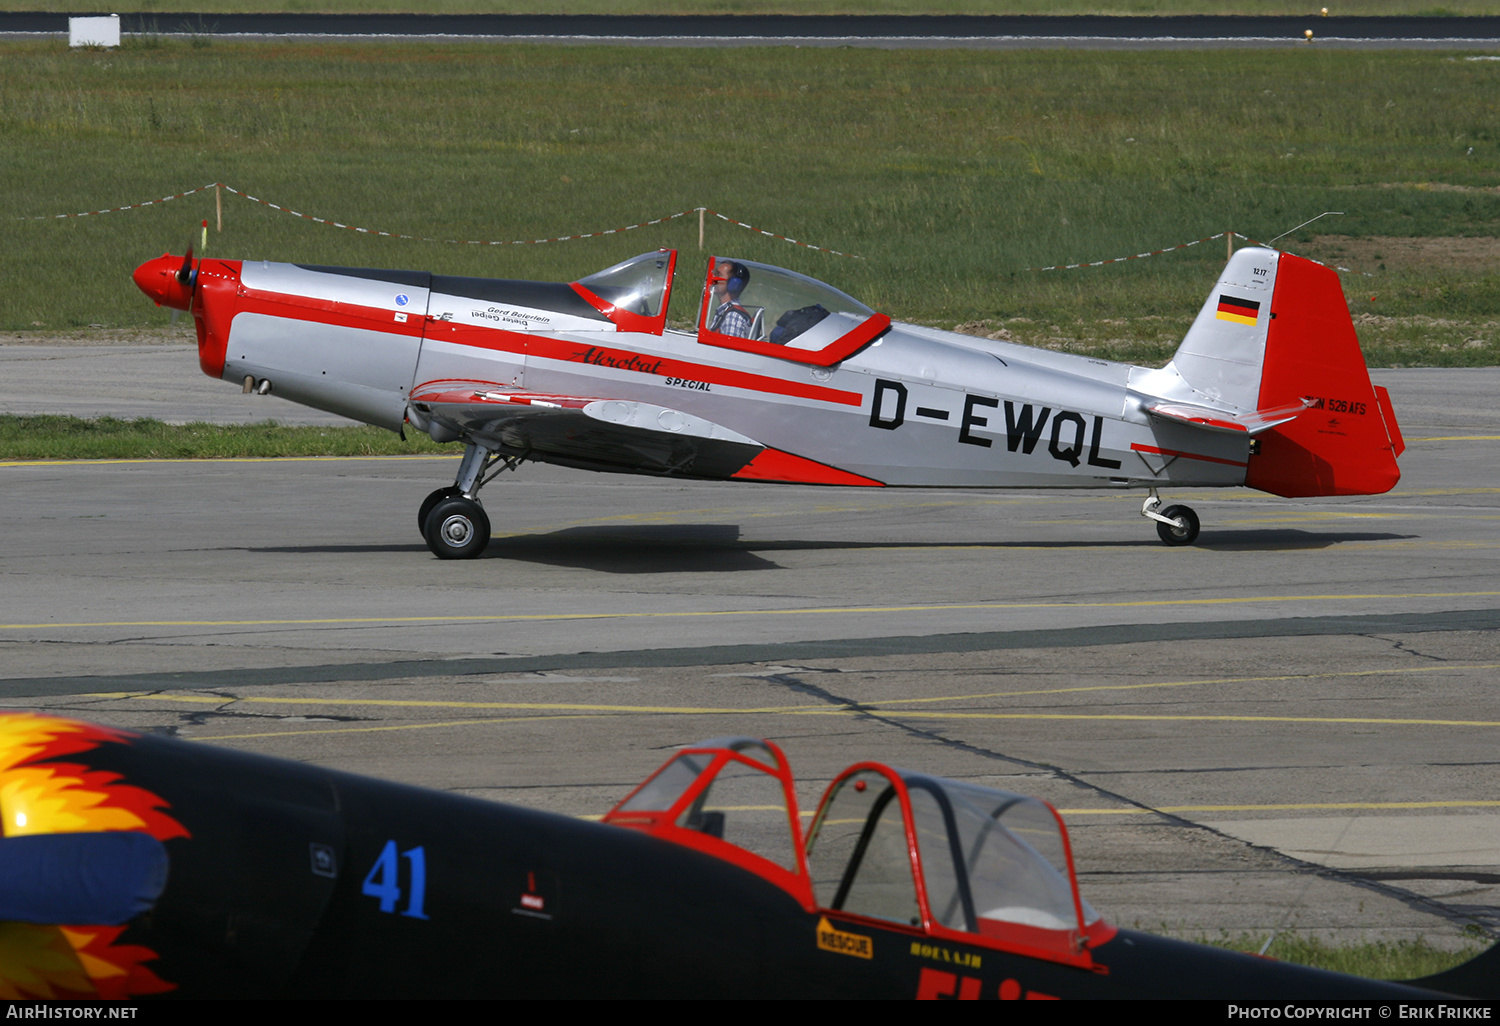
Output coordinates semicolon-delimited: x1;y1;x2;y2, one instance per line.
708;260;760;339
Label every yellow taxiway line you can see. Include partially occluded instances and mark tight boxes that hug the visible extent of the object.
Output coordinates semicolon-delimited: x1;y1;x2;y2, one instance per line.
91;662;1500;713
6;589;1500;631
88;662;1500;737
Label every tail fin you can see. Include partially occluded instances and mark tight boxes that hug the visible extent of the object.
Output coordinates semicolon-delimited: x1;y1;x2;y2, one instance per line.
1167;247;1402;498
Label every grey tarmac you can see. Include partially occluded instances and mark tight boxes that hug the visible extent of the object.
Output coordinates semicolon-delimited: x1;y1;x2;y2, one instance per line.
1;361;1497;953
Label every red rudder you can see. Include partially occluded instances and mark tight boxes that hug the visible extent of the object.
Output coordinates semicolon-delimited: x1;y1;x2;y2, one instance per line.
1245;254;1401;498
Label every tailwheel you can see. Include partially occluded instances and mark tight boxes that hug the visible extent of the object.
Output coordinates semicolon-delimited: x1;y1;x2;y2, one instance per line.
1155;504;1200;547
424;496;491;559
418;486;462;536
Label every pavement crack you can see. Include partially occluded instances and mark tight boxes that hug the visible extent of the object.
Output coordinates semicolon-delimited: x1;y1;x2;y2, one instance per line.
745;669;1148;802
1367;634;1450;663
175;708;375;728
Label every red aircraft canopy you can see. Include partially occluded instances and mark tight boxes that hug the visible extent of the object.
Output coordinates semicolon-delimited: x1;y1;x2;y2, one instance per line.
605;739;1114;969
696;256;891;367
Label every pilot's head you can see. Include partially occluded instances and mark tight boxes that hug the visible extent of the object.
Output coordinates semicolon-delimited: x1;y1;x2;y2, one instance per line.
715;260;750;300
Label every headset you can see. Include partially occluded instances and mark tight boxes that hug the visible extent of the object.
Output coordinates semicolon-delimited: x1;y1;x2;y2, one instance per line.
722;261;750;298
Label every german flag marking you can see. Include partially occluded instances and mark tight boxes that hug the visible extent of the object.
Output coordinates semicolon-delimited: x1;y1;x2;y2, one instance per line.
1215;294;1261;326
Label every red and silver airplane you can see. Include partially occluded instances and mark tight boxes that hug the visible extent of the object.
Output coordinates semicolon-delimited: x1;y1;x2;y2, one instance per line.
133;243;1404;558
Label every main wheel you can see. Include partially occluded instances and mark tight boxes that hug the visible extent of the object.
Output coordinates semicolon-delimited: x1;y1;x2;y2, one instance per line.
1155;504;1200;546
418;486;462;536
424;496;491;559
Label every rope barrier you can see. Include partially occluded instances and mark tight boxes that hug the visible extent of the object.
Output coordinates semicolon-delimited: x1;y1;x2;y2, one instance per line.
702;209;860;258
20;188;1355;274
1027;232;1250;272
1026;231;1364;276
223;186;697;246
16;183;861;257
19;183;219;220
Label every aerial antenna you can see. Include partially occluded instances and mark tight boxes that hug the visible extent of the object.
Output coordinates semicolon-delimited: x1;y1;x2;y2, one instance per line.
1267;211;1344;247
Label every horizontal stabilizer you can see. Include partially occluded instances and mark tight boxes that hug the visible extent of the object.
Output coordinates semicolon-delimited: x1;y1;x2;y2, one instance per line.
1145;398;1311;435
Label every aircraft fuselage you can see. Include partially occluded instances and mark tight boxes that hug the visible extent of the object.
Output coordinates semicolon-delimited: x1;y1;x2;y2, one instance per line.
197;260;1249;490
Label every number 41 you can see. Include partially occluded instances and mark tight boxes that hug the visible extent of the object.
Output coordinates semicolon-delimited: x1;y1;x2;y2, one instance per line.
362;840;429;920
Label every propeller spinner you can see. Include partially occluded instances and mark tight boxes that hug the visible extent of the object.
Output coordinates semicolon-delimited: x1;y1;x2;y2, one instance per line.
134;221;208;312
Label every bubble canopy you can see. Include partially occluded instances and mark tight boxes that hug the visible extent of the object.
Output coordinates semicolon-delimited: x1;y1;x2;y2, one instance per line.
696;256;891;367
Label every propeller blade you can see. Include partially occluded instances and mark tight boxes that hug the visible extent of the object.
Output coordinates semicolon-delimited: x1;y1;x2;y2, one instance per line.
175;244;195;286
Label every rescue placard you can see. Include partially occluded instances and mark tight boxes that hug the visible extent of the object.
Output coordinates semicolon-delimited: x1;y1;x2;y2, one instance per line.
816;917;873;959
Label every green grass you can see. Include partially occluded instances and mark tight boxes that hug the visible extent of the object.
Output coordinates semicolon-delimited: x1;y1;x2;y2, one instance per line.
1209;932;1487;981
7;2;1500;14
0;415;459;460
4;40;1499;365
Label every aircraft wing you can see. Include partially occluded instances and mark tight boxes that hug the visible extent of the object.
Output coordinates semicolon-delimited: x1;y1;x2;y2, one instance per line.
1143;398;1311;436
407;382;885;485
406;381;767;478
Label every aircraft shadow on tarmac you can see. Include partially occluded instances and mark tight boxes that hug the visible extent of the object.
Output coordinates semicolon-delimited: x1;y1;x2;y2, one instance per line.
234;527;1411;571
489;524;780;572
1194;529;1413;552
231;525;779;572
481;524;1414;571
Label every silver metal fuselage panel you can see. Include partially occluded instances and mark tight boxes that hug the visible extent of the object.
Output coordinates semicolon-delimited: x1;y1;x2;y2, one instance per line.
226;263;429;430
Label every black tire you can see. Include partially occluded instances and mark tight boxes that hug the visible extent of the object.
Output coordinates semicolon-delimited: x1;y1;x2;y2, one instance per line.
424;497;491;559
1155;504;1200;546
418;486;461;536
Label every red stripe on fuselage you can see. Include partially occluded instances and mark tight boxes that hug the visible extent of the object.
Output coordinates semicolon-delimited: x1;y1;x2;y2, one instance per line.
234;290;428;340
1130;443;1247;468
527;336;863;406
234;284;862;407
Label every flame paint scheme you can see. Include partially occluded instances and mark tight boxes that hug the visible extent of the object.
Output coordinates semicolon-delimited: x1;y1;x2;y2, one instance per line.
133;246;1404;558
0;713;1491;1000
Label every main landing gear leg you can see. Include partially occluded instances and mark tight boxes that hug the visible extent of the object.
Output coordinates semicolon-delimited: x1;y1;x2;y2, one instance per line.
1141;488;1200;547
420;443;520;560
